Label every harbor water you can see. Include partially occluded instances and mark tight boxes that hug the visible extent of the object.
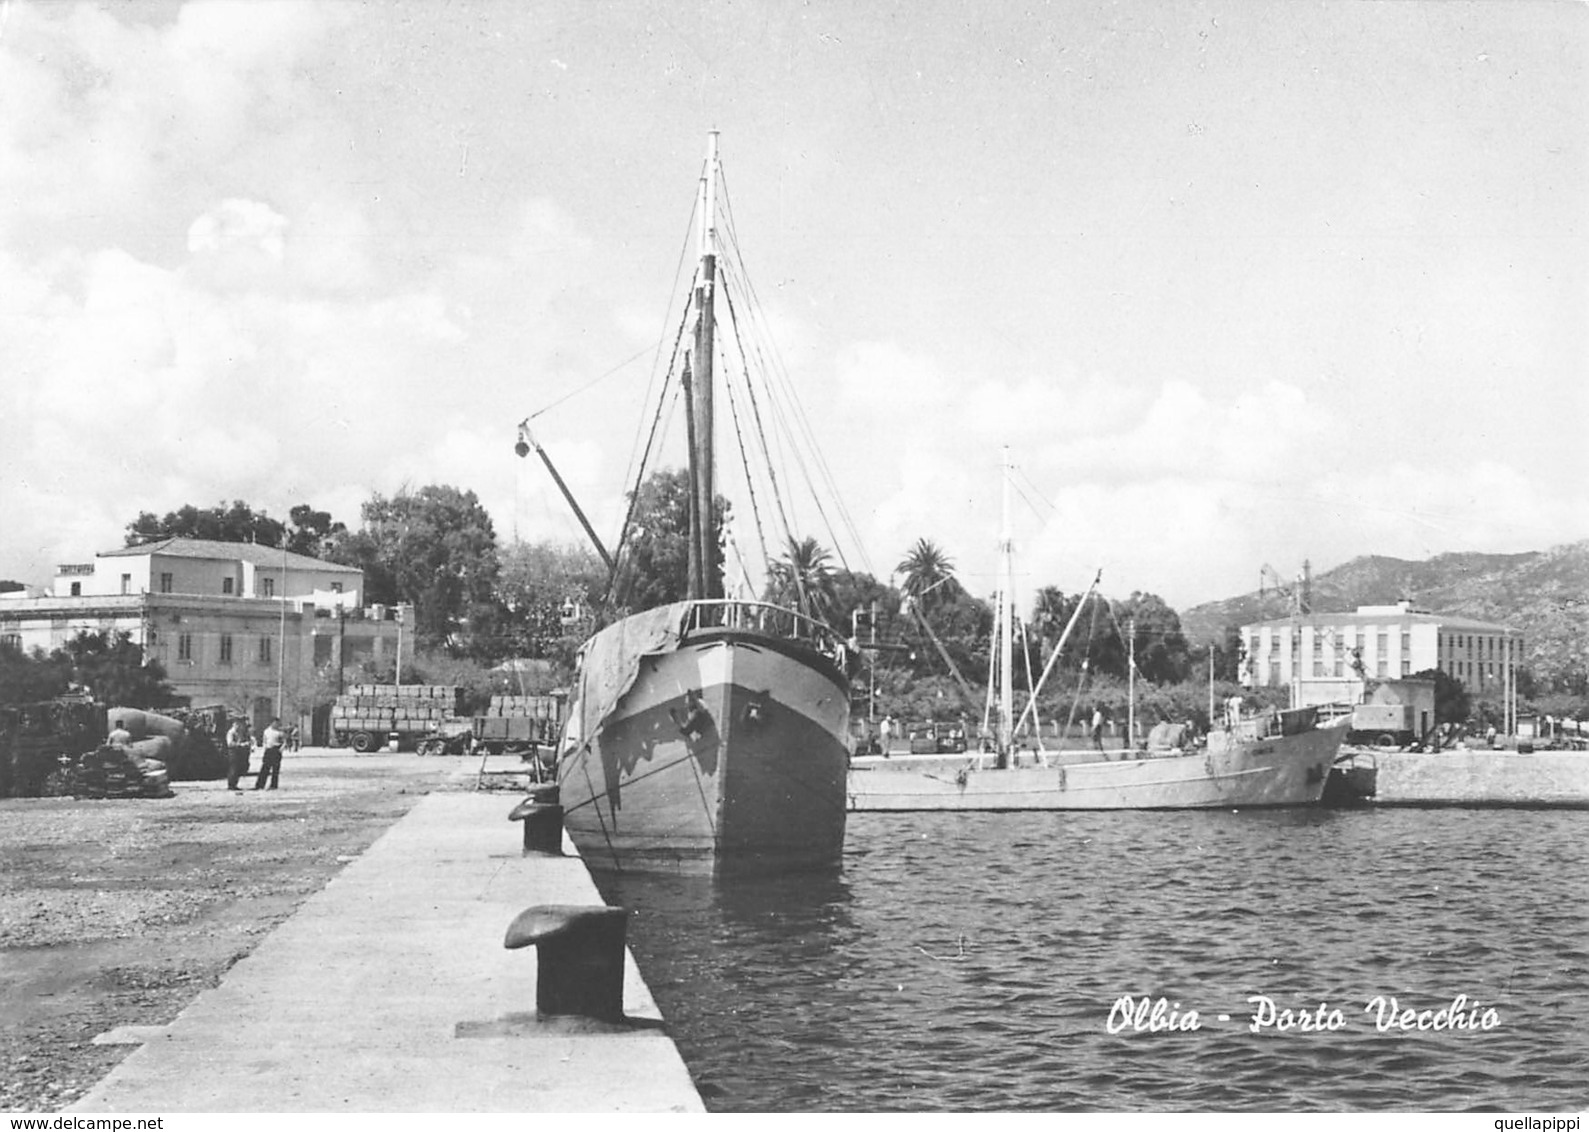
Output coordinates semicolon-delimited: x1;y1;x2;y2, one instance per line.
596;806;1589;1112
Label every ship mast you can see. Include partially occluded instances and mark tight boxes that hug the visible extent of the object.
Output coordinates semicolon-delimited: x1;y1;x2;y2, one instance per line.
689;131;720;602
996;448;1015;763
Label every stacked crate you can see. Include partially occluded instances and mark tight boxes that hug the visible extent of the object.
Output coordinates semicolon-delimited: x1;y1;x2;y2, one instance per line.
476;694;564;746
332;684;463;738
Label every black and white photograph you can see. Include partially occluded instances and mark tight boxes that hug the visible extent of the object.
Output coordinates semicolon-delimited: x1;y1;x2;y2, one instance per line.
1;0;1585;1119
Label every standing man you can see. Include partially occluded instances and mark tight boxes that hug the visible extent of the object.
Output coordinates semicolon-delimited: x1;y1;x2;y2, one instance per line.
255;717;285;790
225;717;251;792
1091;706;1105;751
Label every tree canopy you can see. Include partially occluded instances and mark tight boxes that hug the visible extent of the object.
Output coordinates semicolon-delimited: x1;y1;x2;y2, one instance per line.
127;501;285;548
124;500;346;557
611;468;726;611
0;631;175;709
495;540;607;665
329;485;501;653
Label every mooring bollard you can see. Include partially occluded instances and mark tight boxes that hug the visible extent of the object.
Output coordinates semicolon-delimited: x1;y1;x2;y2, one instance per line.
507;783;562;855
504;904;629;1022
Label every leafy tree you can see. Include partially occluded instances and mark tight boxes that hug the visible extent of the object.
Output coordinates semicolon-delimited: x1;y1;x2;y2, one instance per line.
60;631;176;708
1115;592;1193;684
0;580;24;594
905;587;992;697
896;538;959;608
829;571;895;639
1208;624;1247;684
1411;668;1470;727
126;501;286;547
496;540;607;666
124;500;348;560
286;504;347;558
611;468;727;610
329;486;501;654
0;642;70;704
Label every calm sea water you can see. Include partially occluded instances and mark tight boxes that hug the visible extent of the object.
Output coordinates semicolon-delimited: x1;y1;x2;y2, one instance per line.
595;807;1589;1113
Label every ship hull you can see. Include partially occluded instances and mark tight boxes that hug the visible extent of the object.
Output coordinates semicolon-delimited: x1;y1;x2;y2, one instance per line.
560;612;850;874
848;719;1348;812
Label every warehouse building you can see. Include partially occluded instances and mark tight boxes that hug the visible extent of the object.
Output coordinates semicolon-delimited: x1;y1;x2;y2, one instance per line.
0;538;411;732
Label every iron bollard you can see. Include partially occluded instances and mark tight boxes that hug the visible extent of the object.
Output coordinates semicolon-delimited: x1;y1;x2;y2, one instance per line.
503;904;629;1023
507;783;562;855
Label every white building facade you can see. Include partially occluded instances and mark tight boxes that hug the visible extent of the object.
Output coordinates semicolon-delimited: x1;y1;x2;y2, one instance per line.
1240;600;1523;730
0;538;412;733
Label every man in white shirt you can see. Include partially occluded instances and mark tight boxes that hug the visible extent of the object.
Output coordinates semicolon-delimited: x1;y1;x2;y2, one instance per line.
254;718;286;790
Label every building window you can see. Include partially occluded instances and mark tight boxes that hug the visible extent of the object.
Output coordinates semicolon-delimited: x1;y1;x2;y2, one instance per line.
2;633;20;650
70;582;82;596
223;577;234;595
331;582;343;593
178;633;193;661
159;572;173;594
120;574;132;594
220;634;233;664
1268;662;1280;685
1401;658;1411;676
262;578;275;598
258;637;272;664
1377;653;1387;678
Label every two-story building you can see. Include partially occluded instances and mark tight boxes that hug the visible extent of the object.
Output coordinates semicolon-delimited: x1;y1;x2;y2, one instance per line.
1240;600;1523;733
0;538;413;733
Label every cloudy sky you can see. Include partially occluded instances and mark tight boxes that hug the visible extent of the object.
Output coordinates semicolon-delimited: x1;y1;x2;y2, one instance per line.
2;0;1583;612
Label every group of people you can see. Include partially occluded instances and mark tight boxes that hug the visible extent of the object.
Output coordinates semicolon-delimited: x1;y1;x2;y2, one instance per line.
223;717;288;792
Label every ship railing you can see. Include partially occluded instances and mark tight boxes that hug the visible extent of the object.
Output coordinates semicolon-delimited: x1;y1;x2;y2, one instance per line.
682;599;849;654
1230;704;1321;741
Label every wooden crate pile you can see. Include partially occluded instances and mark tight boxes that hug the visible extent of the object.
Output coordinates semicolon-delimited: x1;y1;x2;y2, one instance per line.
477;695;563;744
332;684;463;734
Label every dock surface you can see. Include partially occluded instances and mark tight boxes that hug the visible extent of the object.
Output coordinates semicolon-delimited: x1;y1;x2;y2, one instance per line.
69;786;704;1113
1372;748;1589;806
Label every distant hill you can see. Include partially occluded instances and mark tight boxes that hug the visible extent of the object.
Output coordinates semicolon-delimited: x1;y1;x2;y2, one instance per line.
1180;542;1589;690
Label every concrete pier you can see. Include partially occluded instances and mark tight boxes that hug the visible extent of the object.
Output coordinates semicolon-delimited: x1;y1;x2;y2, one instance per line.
69;788;704;1113
1371;749;1589;807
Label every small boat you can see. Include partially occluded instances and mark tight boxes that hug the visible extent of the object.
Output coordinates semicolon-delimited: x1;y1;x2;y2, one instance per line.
849;452;1348;812
1322;750;1379;806
553;134;852;874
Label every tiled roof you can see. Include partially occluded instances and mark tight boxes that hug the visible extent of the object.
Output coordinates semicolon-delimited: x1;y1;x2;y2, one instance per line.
101;538;361;574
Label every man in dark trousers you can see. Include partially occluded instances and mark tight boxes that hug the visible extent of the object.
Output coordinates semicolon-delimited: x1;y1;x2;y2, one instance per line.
255;717;285;790
225;717;251;791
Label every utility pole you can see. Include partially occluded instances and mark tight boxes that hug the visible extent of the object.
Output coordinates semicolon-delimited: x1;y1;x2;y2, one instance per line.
276;539;287;721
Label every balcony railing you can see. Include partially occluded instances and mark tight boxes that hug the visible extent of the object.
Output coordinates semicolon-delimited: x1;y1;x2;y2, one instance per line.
680;599;849;656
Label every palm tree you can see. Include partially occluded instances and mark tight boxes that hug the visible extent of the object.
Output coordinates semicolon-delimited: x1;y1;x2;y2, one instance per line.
768;536;837;621
895;538;957;607
1029;585;1075;650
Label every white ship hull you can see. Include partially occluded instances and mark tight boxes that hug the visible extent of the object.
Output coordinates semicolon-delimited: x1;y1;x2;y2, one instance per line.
849;716;1349;812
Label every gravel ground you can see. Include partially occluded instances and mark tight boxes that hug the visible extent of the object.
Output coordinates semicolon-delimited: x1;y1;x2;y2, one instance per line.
0;749;464;1113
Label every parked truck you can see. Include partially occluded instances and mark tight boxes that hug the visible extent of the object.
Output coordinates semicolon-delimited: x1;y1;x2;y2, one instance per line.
1347;702;1419;748
1346;677;1436;749
331;684;463;752
473;693;565;758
